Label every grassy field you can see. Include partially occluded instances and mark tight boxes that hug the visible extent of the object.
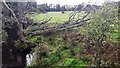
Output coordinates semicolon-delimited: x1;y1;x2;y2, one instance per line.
26;11;85;24
26;11;71;23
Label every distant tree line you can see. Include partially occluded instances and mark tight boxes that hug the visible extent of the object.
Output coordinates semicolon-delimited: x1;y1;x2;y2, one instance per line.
24;1;120;14
35;3;100;13
26;2;101;13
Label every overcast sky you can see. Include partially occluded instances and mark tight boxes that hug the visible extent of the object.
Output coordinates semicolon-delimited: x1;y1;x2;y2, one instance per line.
35;0;119;5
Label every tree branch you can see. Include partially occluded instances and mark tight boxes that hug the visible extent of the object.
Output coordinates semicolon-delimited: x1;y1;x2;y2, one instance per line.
3;0;26;41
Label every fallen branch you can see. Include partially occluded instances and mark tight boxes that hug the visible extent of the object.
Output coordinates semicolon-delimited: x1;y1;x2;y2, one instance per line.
31;18;91;36
38;17;52;26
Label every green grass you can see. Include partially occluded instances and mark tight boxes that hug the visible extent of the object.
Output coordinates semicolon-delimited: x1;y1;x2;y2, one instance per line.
111;30;120;42
26;11;72;24
26;11;86;25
